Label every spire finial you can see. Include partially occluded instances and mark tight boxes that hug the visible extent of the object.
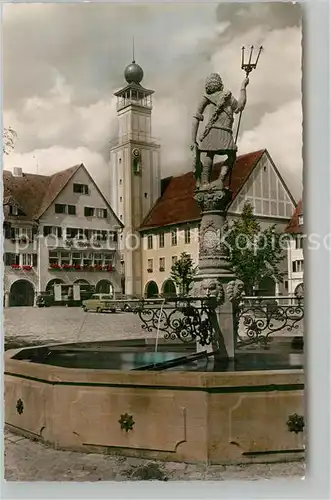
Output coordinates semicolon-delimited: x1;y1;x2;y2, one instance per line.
132;36;135;63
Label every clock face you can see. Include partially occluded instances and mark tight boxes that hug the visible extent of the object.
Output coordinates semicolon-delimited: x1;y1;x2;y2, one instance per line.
132;148;140;158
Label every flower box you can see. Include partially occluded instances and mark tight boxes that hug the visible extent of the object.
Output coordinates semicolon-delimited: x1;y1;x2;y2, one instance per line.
22;265;32;271
159;267;165;272
147;268;153;273
49;263;61;270
11;264;21;270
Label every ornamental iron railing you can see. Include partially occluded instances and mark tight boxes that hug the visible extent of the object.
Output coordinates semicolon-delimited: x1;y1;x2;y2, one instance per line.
235;296;304;349
133;297;218;346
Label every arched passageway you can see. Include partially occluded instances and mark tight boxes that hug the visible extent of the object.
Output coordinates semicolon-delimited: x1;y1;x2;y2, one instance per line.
96;280;114;296
74;279;90;285
162;279;177;298
144;281;159;298
46;278;64;293
9;280;35;307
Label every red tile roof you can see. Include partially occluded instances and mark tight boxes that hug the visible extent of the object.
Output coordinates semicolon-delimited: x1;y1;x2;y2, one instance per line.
3;164;81;220
139;149;265;230
286;199;303;234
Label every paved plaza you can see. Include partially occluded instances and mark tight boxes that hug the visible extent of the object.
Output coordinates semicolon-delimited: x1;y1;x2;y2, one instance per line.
4;306;305;481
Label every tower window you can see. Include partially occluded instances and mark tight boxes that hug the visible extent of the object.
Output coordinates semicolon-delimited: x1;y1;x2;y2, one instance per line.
119;179;122;185
144;192;148;199
119;158;122;164
120;196;123;202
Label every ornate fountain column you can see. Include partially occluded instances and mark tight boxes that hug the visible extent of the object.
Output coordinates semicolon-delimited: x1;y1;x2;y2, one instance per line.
194;185;236;361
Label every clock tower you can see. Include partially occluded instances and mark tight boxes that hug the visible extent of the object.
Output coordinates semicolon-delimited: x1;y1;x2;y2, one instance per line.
109;58;161;296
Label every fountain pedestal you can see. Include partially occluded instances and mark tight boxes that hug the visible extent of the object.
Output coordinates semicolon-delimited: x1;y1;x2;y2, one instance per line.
194;185;236;360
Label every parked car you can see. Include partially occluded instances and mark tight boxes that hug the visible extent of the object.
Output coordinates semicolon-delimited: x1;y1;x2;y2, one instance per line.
82;294;117;313
116;295;142;312
36;292;54;308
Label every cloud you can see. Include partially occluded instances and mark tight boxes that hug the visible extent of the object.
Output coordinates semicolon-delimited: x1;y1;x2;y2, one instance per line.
4;146;110;196
239;99;303;200
3;2;302;202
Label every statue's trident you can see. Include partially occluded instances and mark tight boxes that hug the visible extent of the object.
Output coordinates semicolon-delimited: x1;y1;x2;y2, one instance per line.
234;45;263;145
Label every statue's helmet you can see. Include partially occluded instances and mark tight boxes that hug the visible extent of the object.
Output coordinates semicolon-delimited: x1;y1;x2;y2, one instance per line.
205;73;223;94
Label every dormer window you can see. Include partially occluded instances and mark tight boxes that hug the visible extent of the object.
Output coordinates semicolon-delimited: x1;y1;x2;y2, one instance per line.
298;215;303;226
9;205;18;216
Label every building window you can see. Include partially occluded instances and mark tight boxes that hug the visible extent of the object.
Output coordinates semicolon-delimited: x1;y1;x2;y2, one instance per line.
119;179;122;185
147;258;153;272
55;204;66;214
159;257;165;271
84;207;94;217
104;253;113;268
93;253;103;266
172;256;178;266
144;192;148;199
73;183;89;195
22;254;33;266
95;208;107;218
184;228;191;244
120;196;123;202
292;260;304;273
171;229;177;246
159;233;165;248
68;205;76;215
147;235;153;249
298;215;304;226
295;235;304;250
60;252;70;265
284;280;288;290
4;253;19;266
49;251;59;265
71;252;82;266
44;226;62;238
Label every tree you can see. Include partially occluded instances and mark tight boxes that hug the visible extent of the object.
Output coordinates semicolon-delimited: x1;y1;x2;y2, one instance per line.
223;201;286;295
170;252;198;296
3;127;17;155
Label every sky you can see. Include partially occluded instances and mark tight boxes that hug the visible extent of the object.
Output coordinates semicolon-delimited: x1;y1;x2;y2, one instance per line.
3;2;302;201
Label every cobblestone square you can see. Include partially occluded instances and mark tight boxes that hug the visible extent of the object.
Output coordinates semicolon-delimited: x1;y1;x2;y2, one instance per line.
4;306;305;481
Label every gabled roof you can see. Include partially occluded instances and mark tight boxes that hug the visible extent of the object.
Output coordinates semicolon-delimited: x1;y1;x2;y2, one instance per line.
35;164;81;219
139;149;265;231
3;169;52;220
3;164;123;227
286;199;303;234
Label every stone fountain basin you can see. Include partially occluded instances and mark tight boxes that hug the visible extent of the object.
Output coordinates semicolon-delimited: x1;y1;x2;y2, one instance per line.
4;339;304;464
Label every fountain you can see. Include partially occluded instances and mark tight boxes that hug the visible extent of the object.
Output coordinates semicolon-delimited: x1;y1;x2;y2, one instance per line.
4;52;304;464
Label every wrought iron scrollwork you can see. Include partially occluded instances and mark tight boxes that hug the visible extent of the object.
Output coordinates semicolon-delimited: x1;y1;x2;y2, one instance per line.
133;297;218;346
235;298;304;348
